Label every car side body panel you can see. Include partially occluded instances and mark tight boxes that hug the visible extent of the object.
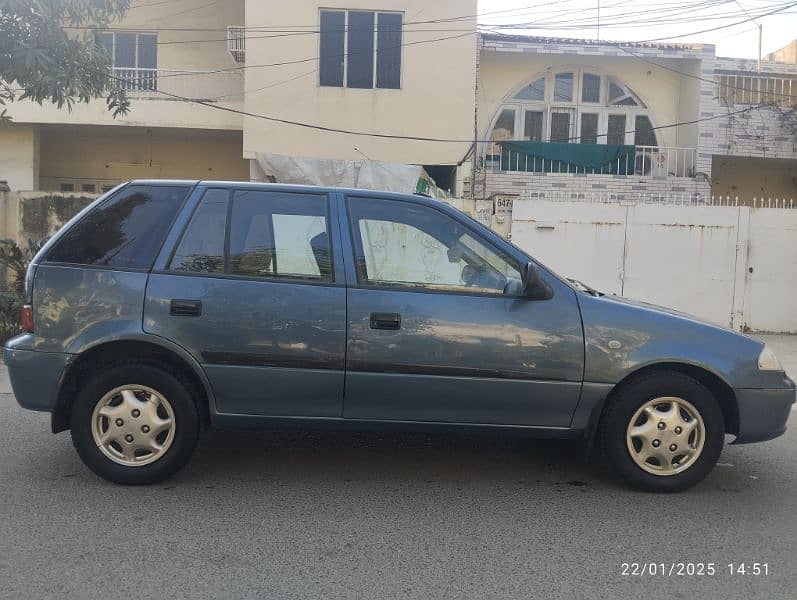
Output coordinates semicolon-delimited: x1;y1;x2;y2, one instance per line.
143;184;349;418
144;273;347;417
344;287;585;426
28;265;149;354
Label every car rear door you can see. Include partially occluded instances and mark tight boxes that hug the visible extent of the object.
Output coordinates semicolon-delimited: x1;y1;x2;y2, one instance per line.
340;193;584;427
145;185;347;418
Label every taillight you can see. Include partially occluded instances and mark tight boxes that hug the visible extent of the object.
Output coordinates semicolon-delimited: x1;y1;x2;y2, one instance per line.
20;305;34;333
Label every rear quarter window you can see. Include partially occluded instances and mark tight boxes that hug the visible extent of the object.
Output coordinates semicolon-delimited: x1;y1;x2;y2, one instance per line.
46;185;191;269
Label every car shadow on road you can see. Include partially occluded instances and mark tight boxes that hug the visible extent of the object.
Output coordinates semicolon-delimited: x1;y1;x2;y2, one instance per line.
174;426;769;496
184;426;603;489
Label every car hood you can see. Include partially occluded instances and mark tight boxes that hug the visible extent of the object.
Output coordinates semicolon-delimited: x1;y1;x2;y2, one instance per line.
594;293;742;334
575;290;777;388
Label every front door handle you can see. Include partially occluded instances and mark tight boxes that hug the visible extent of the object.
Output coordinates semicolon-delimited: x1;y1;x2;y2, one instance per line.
370;312;401;330
170;299;202;317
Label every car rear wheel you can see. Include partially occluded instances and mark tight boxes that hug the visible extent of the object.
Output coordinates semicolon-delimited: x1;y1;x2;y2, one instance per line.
71;362;199;485
598;371;725;492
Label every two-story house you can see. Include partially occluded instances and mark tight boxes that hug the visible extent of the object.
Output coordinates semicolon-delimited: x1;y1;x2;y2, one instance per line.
1;1;794;205
0;0;477;194
477;35;797;205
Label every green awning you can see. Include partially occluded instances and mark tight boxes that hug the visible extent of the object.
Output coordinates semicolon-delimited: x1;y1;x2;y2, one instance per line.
497;141;636;175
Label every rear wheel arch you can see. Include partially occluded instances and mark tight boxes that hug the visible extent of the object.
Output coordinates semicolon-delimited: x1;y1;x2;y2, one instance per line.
52;339;212;433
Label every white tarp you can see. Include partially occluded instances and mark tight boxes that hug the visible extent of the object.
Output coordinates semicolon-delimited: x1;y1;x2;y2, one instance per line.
254;153;422;193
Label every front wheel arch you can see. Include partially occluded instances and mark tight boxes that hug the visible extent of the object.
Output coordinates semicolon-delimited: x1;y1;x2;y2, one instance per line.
608;362;738;436
585;362;739;454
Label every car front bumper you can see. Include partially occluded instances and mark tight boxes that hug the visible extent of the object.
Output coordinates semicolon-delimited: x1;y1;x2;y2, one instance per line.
3;345;73;412
732;379;796;444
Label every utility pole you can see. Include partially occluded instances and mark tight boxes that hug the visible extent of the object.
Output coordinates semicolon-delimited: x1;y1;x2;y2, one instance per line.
734;1;762;71
597;0;600;41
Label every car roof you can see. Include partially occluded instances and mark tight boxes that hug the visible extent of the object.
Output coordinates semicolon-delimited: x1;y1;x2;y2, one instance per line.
124;179;530;271
127;179;439;204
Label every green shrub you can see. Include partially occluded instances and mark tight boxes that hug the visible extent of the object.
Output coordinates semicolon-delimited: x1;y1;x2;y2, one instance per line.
0;238;47;344
0;291;23;344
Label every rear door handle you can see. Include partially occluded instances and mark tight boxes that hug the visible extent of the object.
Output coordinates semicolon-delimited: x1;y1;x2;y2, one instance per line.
170;299;202;317
370;312;401;330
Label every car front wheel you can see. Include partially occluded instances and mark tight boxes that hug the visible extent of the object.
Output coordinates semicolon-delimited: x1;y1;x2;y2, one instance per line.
598;371;725;492
71;362;200;485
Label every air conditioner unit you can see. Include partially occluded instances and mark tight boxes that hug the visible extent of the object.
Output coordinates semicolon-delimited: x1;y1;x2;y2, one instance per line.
227;26;245;63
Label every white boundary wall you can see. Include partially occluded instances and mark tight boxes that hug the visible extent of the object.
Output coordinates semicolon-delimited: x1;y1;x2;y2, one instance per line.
510;200;797;333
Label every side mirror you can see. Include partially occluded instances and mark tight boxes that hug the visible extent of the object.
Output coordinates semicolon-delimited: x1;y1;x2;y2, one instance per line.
522;262;553;300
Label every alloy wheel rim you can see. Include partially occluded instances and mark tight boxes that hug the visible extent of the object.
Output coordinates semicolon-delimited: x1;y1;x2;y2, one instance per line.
91;385;176;467
625;396;705;476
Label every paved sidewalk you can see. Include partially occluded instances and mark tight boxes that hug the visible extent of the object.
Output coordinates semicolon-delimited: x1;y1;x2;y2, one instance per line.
0;360;9;395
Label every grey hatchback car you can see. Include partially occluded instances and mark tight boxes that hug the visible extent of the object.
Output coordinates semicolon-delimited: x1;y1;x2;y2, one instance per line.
5;181;794;491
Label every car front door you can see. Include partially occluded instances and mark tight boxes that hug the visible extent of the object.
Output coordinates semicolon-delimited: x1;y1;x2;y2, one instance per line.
341;194;584;427
145;186;346;418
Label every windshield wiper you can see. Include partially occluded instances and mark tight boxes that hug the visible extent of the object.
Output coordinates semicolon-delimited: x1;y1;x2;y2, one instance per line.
568;278;602;296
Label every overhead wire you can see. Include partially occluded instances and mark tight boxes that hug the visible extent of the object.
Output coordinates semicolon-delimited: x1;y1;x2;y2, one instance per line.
86;0;796;140
110;71;773;145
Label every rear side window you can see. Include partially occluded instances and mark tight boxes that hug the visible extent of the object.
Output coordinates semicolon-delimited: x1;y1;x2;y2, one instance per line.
167;189;333;282
46;185;190;269
170;189;228;274
229;191;331;281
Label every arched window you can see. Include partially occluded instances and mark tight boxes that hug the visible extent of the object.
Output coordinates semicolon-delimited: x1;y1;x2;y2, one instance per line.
487;69;657;153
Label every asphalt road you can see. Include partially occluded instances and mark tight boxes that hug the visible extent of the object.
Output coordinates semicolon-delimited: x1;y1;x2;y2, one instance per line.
1;336;795;600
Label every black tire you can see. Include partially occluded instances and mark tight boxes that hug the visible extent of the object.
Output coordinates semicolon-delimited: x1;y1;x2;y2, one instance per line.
597;371;725;493
71;362;200;485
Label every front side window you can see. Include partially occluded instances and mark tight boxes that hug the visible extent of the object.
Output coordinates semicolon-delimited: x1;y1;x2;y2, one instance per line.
48;185;189;269
320;10;403;89
349;198;521;296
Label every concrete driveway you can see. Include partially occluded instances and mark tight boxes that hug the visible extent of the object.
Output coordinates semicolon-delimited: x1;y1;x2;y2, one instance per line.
0;335;795;599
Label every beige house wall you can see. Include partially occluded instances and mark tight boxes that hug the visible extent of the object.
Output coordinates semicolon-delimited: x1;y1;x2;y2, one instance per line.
37;126;249;191
242;0;477;165
766;40;797;64
0;124;40;191
712;156;797;201
477;51;699;151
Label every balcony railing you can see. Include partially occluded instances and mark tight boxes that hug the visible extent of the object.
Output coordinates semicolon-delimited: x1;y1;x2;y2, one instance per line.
716;73;796;107
635;146;697;178
486;143;697;179
113;67;243;102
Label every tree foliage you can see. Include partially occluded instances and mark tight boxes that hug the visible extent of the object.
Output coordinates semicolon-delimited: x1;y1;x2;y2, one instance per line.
0;237;47;295
0;0;131;121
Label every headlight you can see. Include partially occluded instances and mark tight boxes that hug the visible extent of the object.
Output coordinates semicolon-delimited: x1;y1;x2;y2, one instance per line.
758;345;783;371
